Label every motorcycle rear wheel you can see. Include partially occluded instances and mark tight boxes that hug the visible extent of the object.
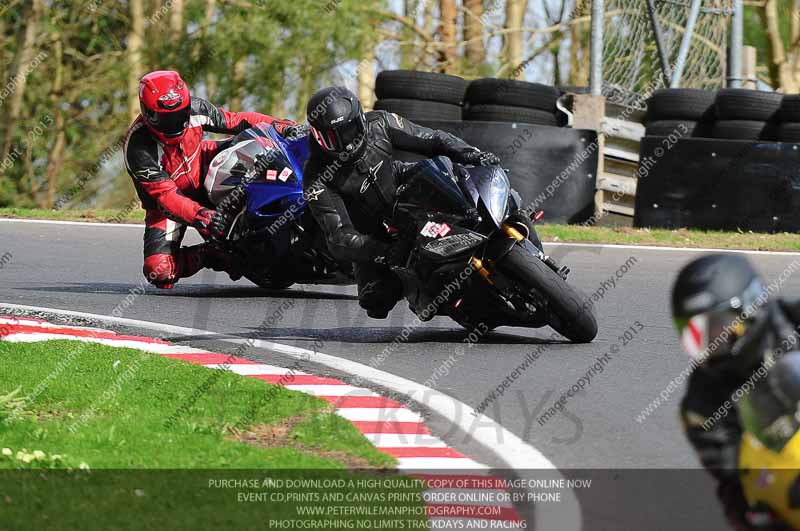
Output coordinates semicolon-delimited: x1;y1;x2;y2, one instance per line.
497;245;598;343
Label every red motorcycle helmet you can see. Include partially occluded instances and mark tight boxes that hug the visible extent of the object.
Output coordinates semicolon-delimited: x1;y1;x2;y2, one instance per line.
138;70;191;145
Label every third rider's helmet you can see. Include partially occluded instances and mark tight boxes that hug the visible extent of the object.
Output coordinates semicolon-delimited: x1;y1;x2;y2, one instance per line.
139;70;191;145
671;253;767;363
306;87;367;158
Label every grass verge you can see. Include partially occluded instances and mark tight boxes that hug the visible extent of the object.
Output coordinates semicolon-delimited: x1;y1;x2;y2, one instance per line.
0;207;145;224
538;225;800;252
0;340;425;530
6;207;795;252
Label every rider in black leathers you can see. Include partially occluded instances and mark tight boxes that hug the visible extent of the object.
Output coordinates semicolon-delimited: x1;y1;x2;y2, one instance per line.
673;254;800;530
303;86;537;319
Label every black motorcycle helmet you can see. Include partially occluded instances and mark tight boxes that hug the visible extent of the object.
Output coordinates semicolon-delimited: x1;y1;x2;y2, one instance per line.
307;86;367;159
671;254;767;363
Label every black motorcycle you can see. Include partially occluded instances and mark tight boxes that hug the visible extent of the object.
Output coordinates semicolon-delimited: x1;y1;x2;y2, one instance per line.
388;157;597;343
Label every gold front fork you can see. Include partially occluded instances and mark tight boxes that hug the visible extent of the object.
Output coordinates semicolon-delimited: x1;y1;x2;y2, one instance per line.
502;223;526;242
471;224;525;285
470;257;493;285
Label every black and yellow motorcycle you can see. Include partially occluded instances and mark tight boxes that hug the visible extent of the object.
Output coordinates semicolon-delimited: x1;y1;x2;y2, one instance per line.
738;352;800;529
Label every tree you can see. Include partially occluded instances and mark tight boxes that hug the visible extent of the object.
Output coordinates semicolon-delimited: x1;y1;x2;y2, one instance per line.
170;0;185;41
503;0;527;77
463;0;486;69
0;0;43;162
358;47;376;110
569;0;590;86
761;0;799;91
438;0;458;73
44;35;65;209
744;0;800;90
127;0;144;123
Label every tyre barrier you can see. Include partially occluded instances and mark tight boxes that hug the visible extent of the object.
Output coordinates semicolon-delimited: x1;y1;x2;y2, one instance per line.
375;70;468;105
462;104;559;126
644;88;793;142
374;70;467;123
373;98;462;122
644;88;716;138
374;70;569;127
633;136;800;232
714;88;782;122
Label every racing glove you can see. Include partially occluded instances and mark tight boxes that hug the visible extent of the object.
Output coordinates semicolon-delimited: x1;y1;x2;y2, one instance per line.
271;119;297;137
193;208;229;240
281;123;310;141
458;149;500;167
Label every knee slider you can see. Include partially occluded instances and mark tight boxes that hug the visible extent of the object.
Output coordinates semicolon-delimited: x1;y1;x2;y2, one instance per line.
143;254;177;284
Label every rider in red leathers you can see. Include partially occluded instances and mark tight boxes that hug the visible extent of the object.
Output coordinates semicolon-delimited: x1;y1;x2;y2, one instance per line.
123;70;298;288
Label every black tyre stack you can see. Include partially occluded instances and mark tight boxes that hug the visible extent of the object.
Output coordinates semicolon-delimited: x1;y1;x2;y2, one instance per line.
644;88;716;138
776;95;800;142
463;78;563;126
711;88;782;140
373;70;466;121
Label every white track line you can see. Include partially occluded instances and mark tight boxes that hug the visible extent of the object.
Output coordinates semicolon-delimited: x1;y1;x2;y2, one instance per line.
3;217;798;256
205;363;309;376
336;407;422;423
0;302;582;531
284;384;377;396
363;433;447;448
361;430;429;441
396;457;488;470
0;218;142;228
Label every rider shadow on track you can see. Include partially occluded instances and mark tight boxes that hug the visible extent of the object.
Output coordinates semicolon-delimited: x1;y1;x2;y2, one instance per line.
18;283;359;301
175;325;571;346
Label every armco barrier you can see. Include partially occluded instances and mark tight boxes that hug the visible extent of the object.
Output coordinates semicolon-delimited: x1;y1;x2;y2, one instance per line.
396;120;598;224
634;137;800;232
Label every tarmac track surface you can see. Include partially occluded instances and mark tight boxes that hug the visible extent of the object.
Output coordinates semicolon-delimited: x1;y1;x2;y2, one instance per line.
4;219;800;530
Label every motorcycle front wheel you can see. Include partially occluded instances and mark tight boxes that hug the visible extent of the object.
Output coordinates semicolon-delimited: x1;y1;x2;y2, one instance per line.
497;244;598;343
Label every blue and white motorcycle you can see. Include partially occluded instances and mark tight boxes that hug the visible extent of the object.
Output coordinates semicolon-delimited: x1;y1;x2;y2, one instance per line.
203;123;352;289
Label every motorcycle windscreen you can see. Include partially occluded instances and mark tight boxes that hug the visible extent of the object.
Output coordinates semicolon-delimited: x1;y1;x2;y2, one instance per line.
204;137;270;204
738;382;800;453
396;157;473;216
267;124;309;185
205;138;290;206
471;166;510;227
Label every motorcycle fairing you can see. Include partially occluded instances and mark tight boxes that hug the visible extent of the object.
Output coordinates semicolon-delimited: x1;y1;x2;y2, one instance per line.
245;125;309;221
418;225;487;262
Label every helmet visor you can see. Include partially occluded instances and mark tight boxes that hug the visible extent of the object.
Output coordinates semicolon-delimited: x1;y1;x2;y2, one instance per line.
144;106;190;138
310;115;365;154
675;307;743;362
675;314;708;361
337;118;365;152
310;126;340;152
